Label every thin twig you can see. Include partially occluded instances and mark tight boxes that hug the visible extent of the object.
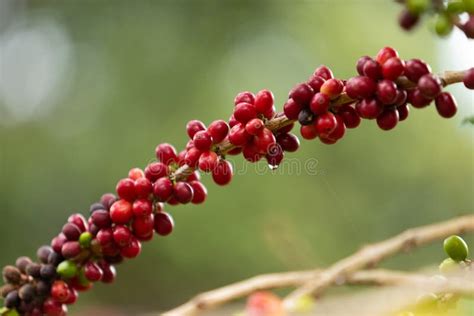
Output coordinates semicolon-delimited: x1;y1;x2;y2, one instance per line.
164;268;474;316
173;70;466;181
283;214;474;309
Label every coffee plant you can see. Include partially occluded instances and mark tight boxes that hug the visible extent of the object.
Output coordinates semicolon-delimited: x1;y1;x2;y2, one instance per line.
1;15;473;314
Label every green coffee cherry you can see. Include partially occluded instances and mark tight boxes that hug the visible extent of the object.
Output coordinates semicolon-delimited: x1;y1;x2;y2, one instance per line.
57;260;78;279
439;258;459;274
79;232;93;248
77;267;91;287
463;0;474;13
443;235;469;261
447;1;466;14
434;14;454;36
407;0;430;14
2;309;19;316
416;293;439;309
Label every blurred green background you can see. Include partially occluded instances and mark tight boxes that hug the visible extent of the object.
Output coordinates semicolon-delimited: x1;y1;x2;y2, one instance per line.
0;0;473;314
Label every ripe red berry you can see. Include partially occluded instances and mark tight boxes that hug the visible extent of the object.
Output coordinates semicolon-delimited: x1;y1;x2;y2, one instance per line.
184;147;202;168
43;298;67;316
242;142;262;162
84;262;103;282
64;289;78;305
193;130;213;151
356;56;372;75
208;120;229;143
212;159;233;185
399;9;419;30
115;178;136;202
283;98;303;120
61;241;81;259
266;144;284;168
132;199;152;217
132;214;154;239
96;228;114;247
320;78;344;98
300;125;318;140
128;168;145;181
345;76;376;99
155;143;178;165
376;109;399;130
376;47;399;65
262;104;276;119
62;223;81;241
100;193;117;210
134;177;152;198
187;171;201;182
189;180;207;204
463;15;474;38
397;104;410;121
98;261;116;283
376;80;398;104
315;112;338;135
310;92;330;114
307;75;325;92
51;281;70;303
186;120;206;139
276;133;300;152
323;114;346;141
435;92;457;118
245;118;265;136
393;89;408;107
173;182;194;204
90;210;111;228
254;128;276;154
112;225;132;247
405;59;431;82
363;59;382;80
382;57;405;80
109;199;133;225
198;151;218;172
313;65;333;80
355;98;383;119
338;104;361;129
418;74;442;98
463;68;474;89
408;89;432;108
234;102;257;123
153;177;173;202
120;237;141;258
228;123;252;146
254;89;274;114
144;162;169;182
277;122;295;134
154;212;174;236
289;83;314;105
234;91;255;105
228;115;239;127
51;234;67;253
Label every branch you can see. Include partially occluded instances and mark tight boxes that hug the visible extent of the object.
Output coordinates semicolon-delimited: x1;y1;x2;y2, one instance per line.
173;69;467;181
283;214;474;308
165;268;474;316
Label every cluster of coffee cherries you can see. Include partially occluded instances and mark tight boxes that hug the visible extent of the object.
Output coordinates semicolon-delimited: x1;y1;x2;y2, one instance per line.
397;0;474;38
1;47;473;315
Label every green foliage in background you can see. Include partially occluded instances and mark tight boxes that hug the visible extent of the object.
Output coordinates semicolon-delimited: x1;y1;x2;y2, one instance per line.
0;0;472;314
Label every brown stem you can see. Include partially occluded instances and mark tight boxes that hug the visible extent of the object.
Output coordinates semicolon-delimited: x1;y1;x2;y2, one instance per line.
283;214;474;309
173;69;466;182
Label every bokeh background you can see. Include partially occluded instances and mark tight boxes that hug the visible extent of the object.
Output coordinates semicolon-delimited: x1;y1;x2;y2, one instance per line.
1;0;473;315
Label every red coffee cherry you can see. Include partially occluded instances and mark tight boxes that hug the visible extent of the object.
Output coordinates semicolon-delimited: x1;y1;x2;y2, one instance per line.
128;167;145;181
234;102;258;123
98;261;116;284
173;182;194;204
243;142;262;162
397;104;410;121
234;91;255;105
356;56;372;75
134;177;152;198
229;123;252;146
61;241;81;259
132;214;154;239
84;262;103;282
184;147;202;168
189;180;207;204
155;143;178;165
186;120;206;139
289;83;314;105
276;133;300;152
245;118;265;136
254;89;274;114
300;125;318;140
109;200;133;225
393;89;408;107
399;9;419;30
132;199;152;217
154;212;174;236
463;68;474;89
376;109;399;131
376;80;398;104
254;128;277;154
382;57;405;80
144;162;169;182
322;114;346;142
90;210;111;229
408;89;432;108
198;151;218;172
355;98;383;119
266;144;284;168
376;47;399;65
62;223;81;241
116;178;136;202
96;228;114;247
120;237;141;258
418;74;442;98
153;177;174;202
307;75;325;92
51;281;70;303
208;120;229;143
435;92;457;118
405;59;431;82
193;130;213;151
310;93;330;115
212;159;233;185
337;104;361;129
43;298;67;316
313;65;333;80
283;98;303;120
363;59;382;80
320;79;344;98
345;76;376;99
112;225;132;247
315;112;338;135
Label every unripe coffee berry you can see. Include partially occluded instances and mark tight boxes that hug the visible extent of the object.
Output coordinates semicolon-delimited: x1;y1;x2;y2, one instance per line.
443;235;469;261
56;260;78;279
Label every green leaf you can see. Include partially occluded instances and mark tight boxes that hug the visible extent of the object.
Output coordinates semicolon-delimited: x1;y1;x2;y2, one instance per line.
462;115;474;125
